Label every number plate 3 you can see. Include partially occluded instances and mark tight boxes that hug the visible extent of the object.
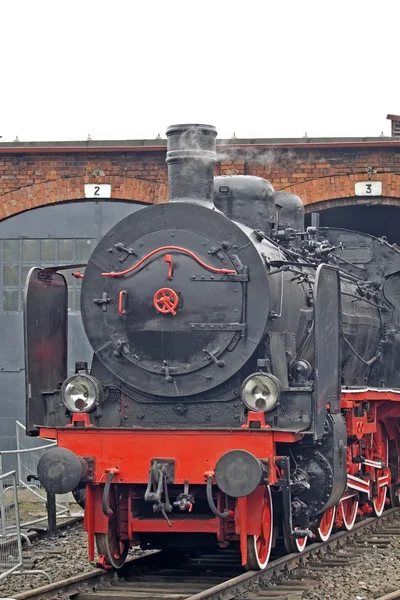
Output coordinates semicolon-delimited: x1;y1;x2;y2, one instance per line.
354;181;382;196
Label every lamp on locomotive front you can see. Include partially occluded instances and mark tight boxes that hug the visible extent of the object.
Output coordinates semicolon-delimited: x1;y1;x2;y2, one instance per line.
241;373;281;413
61;373;103;413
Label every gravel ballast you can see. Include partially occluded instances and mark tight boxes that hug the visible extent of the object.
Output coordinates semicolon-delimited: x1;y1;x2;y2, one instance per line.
302;540;400;600
1;517;400;599
0;523;95;598
270;514;400;600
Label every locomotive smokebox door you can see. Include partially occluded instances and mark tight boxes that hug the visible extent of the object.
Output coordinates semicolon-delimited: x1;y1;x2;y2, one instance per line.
313;264;341;440
24;267;68;435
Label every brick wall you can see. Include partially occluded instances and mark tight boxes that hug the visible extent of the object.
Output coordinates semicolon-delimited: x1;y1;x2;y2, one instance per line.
0;151;169;219
1;143;400;220
217;146;400;209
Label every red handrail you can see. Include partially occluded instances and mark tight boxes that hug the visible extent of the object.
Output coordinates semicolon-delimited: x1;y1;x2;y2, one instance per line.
101;246;237;277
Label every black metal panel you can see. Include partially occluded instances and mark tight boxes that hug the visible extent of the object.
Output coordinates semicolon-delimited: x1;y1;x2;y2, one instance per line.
320;413;347;510
90;354;244;428
322;227;400;281
214;175;276;234
82;202;270;399
268;333;289;388
273;191;305;232
265;391;312;432
313;264;341;439
24;268;68;434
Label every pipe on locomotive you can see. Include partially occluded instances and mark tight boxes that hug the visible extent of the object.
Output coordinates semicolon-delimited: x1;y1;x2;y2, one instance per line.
166;124;217;206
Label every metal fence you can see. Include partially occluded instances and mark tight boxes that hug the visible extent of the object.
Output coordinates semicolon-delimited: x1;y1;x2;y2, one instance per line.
0;424;86;584
0;470;51;583
0;471;22;579
0;422;72;530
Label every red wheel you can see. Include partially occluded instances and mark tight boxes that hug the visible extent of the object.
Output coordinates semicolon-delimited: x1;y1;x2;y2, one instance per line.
316;505;336;542
246;486;273;570
282;520;307;554
339;494;359;530
370;422;389;517
339;440;360;531
96;486;129;569
294;534;307;552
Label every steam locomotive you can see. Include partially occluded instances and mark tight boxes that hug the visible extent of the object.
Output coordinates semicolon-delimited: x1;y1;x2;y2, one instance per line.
24;124;400;570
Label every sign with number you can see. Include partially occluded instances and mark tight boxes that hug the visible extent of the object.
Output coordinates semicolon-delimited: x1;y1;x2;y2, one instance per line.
84;184;111;198
354;182;382;197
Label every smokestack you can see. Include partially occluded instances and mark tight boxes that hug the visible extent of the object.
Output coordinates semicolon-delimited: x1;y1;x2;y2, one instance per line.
166;124;217;206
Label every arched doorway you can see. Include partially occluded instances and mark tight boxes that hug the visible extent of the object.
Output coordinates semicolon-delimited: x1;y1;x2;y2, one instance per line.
305;199;400;246
0;200;145;450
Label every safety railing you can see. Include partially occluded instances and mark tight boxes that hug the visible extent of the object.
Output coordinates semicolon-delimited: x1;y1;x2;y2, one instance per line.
0;422;72;531
0;470;21;579
0;470;51;583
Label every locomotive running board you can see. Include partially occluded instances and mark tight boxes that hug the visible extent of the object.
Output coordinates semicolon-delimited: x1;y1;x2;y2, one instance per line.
313;264;341;440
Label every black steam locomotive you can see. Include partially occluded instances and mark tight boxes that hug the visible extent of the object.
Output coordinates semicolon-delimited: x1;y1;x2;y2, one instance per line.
25;124;400;570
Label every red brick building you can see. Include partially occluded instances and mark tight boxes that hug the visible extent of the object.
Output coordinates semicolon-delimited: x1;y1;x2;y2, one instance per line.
1;114;400;237
1;134;400;213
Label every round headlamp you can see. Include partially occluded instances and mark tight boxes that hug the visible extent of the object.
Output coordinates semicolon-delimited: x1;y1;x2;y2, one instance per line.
61;374;102;413
241;373;281;413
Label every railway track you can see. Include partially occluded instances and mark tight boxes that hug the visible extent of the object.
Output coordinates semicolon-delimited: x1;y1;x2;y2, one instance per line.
22;515;83;541
377;592;400;600
11;507;400;600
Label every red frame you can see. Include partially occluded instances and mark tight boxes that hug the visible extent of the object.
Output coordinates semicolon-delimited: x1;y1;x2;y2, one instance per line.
38;388;400;566
40;417;300;565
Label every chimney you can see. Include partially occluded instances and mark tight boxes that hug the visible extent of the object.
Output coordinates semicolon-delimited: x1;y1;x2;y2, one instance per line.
166;124;217;206
387;114;400;137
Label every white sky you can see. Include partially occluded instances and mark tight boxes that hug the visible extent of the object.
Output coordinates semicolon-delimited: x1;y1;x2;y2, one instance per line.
1;0;399;142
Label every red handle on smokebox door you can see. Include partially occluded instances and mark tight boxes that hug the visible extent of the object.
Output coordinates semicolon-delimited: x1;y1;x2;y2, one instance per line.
118;290;128;315
164;254;173;281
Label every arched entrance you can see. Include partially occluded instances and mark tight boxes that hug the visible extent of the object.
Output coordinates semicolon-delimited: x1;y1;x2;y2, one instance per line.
0;200;145;450
305;198;400;246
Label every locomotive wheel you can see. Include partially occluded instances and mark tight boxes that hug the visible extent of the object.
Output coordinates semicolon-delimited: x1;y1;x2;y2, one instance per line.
339;440;360;531
339;495;359;530
294;535;307;552
96;486;129;569
389;440;400;507
282;519;307;554
96;532;129;569
389;478;400;507
371;422;389;517
316;505;336;542
246;486;273;570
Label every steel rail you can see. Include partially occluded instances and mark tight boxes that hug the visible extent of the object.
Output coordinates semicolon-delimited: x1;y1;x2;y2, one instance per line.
11;550;161;599
25;515;83;540
376;591;400;600
185;507;400;600
10;507;400;600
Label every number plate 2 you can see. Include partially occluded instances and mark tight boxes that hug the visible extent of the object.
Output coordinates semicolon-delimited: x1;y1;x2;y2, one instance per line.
84;184;111;198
